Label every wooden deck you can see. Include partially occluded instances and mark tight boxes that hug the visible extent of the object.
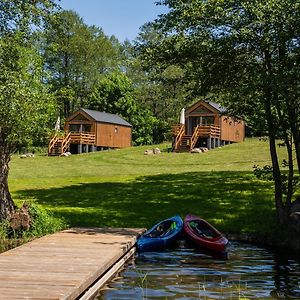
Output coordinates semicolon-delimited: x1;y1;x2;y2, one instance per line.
0;227;145;300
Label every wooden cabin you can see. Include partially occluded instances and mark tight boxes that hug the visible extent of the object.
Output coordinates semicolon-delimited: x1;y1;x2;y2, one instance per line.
48;108;132;156
172;100;245;152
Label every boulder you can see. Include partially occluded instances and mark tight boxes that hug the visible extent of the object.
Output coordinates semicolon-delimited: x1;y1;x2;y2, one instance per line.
144;149;154;155
10;203;31;230
200;147;208;153
153;148;161;154
20;153;35;158
191;148;202;153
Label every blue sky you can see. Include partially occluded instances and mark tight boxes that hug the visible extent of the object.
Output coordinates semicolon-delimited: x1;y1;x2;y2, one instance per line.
59;0;168;42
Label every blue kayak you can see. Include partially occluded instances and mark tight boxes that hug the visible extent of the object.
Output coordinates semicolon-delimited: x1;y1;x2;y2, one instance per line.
137;216;183;252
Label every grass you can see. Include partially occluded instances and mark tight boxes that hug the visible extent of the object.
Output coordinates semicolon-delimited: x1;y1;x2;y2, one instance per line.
8;138;286;238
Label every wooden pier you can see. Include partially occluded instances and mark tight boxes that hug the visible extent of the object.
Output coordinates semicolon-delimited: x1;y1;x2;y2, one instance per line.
0;227;145;299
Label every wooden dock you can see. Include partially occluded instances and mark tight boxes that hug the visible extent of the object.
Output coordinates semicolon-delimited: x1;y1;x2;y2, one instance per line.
0;227;145;299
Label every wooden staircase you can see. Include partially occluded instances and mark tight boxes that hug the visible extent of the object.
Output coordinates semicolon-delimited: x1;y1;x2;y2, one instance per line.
172;124;221;152
48;132;71;156
177;135;192;152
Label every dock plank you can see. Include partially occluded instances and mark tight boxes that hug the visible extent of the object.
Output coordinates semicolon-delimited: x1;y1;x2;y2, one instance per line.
0;227;144;300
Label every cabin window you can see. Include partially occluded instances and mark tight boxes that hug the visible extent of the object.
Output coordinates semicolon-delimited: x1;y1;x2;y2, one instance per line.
82;124;91;132
202;117;214;125
69;124;81;132
115;127;118;134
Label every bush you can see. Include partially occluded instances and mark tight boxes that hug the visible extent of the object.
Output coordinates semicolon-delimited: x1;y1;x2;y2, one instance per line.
26;203;68;238
0;202;67;241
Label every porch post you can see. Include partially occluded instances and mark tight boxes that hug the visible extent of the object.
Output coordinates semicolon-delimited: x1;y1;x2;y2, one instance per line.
78;144;82;154
207;137;211;150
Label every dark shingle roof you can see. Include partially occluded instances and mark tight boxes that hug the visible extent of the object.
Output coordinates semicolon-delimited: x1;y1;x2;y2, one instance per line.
206;101;226;113
80;108;132;127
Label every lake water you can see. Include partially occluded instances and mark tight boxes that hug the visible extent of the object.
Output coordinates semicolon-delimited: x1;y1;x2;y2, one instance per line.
96;242;300;299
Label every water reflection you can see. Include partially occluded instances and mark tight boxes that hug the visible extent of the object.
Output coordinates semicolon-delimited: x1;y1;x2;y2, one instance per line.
272;251;300;299
97;242;300;299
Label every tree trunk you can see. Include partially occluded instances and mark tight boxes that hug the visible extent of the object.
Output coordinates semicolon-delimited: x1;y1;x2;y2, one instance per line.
0;147;15;222
291;119;300;174
263;49;288;224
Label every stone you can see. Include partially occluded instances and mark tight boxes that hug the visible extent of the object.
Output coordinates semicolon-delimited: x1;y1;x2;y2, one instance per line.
20;153;35;158
10;203;31;230
144;149;153;155
200;147;208;153
153;148;161;154
191;148;202;153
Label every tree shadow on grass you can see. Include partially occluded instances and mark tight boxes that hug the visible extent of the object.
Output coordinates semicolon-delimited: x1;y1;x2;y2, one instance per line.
13;171;275;234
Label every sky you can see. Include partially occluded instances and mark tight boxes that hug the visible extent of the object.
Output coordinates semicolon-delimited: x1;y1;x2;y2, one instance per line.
59;0;169;42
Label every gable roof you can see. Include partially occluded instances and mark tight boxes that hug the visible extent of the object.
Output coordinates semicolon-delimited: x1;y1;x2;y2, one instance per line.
186;99;226;114
79;108;132;127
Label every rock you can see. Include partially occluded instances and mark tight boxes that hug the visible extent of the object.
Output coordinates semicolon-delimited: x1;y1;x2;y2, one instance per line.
20;153;35;158
153;148;161;154
144;149;153;155
60;152;71;156
200;147;208;153
191;148;202;153
10;203;31;230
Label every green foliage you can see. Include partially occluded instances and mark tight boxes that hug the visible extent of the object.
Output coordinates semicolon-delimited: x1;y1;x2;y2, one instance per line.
89;72;159;145
131;23;192;126
0;220;9;240
26;203;67;238
0;35;56;151
253;164;299;197
43;10;122;117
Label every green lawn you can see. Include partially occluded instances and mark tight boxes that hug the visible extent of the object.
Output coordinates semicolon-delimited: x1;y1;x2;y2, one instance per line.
8;138;285;236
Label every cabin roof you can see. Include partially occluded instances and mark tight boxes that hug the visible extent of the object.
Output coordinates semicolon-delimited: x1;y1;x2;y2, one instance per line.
80;108;132;127
206;101;226;113
186;99;226;115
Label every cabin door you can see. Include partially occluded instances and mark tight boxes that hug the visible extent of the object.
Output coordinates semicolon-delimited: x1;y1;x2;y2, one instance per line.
189;117;201;135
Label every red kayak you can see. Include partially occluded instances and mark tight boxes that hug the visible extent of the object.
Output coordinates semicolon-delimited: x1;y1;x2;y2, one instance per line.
184;214;228;253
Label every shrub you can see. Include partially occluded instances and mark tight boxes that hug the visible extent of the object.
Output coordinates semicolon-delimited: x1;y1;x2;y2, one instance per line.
25;203;68;238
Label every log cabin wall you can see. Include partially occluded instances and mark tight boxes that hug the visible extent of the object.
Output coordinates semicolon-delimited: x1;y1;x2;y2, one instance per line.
220;116;245;142
96;123;131;148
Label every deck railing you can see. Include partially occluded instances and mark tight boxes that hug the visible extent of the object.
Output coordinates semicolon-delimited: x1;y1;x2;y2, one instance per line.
171;124;185;151
48;134;59;155
61;132;71;153
69;132;96;145
190;125;201;150
197;125;220;138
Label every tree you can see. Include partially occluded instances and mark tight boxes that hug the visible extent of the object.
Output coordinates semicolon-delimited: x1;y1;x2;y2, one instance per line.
154;0;300;225
43;10;121;118
133;22;192;124
0;0;57;221
89;72;157;145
